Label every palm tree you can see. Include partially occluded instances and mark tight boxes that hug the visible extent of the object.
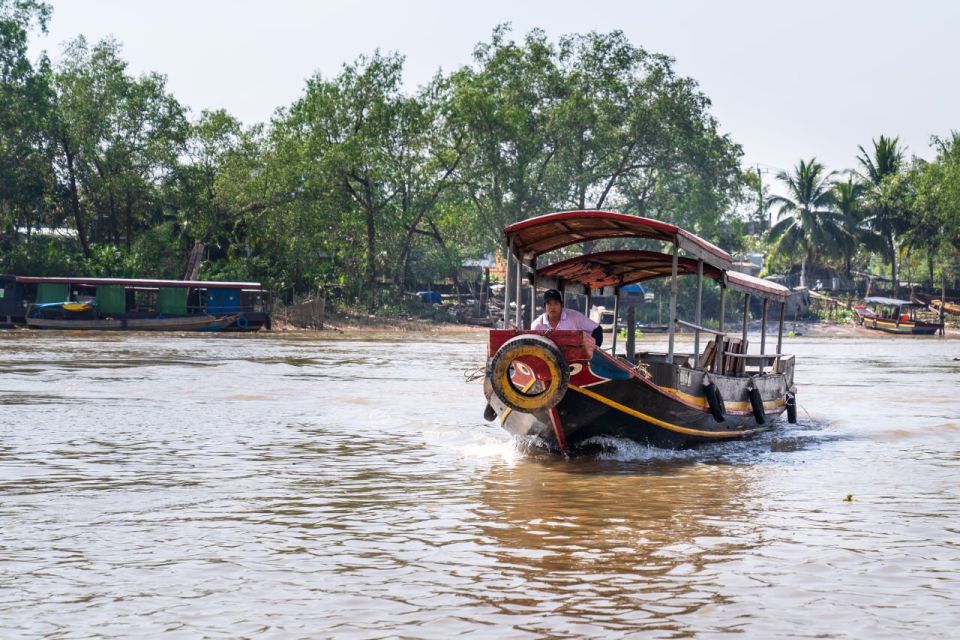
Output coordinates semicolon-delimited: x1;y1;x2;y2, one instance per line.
856;135;908;297
768;158;844;288
832;177;863;283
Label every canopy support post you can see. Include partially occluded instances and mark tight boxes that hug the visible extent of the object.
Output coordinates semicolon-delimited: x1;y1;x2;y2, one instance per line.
693;260;703;368
760;298;769;356
626;304;636;363
610;287;621;355
515;252;522;329
530;256;537;329
503;239;513;328
776;300;785;370
667;241;679;364
717;285;726;374
741;293;749;344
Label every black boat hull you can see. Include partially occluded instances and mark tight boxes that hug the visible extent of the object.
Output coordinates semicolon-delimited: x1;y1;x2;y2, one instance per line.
484;357;793;450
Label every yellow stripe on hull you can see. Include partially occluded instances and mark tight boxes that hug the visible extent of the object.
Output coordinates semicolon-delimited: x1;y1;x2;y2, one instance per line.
659;385;786;413
568;384;767;439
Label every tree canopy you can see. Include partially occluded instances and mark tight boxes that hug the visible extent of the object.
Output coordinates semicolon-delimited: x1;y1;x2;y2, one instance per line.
2;14;958;309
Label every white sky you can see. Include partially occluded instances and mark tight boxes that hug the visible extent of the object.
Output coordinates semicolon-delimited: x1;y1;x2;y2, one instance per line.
30;0;960;181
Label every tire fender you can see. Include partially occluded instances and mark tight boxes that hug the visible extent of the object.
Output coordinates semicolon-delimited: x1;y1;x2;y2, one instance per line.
704;375;726;422
786;390;797;424
488;334;569;413
748;382;766;424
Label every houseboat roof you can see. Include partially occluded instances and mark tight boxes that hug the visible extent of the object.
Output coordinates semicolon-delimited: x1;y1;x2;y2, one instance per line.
503;210;732;270
14;276;264;290
537;250;725;289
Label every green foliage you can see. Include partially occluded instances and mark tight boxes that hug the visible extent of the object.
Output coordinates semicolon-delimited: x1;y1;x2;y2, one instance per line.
910;132;960;284
2;13;958;316
768;159;845;274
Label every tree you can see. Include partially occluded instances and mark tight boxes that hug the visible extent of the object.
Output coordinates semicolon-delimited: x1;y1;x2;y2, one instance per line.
911;132;960;295
51;37;188;259
449;25;742;258
831;176;878;282
0;0;54;249
768;159;844;287
742;167;772;234
856;135;909;296
448;26;565;248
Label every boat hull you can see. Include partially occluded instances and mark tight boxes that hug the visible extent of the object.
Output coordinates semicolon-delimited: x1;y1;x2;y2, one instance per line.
25;314;238;332
855;315;942;335
484;344;794;451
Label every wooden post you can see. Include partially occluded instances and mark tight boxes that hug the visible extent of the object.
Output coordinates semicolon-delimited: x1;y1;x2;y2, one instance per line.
529;256;537;329
941;272;947;336
760;298;768;355
717;285;726;375
777;300;785;354
610;287;620;355
503;241;512;328
693;260;703;368
514;253;522;329
667;241;679;364
626;305;636;363
741;293;749;344
719;286;726;334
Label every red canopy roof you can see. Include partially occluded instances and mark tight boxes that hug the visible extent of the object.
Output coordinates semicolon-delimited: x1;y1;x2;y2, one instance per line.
537;250;724;289
503;210;732;270
726;271;790;301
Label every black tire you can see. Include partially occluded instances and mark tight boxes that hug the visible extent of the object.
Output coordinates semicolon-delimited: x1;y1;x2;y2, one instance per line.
704;381;726;422
488;334;569;413
748;385;766;424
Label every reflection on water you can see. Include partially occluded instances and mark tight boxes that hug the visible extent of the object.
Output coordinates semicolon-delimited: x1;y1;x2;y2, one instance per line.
0;331;958;638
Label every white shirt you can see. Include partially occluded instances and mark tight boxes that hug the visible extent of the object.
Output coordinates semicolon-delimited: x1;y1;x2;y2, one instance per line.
531;307;599;332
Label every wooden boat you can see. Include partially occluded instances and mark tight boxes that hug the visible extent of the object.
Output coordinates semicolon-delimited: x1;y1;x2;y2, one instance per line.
853;297;944;335
930;298;960;316
483;210;797;453
11;275;271;331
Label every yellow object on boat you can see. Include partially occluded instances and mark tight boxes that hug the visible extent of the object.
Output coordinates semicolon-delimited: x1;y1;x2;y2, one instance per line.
62;302;92;312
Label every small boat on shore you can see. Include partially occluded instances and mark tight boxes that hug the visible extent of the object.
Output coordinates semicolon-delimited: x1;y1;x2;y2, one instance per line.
853;297;944;335
2;275;270;332
930;298;960;316
483;210;797;453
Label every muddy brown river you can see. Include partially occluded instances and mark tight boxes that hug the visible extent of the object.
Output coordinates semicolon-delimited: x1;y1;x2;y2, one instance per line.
1;330;958;638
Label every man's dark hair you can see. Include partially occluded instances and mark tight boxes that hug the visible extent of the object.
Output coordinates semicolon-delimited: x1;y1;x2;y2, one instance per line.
543;289;563;304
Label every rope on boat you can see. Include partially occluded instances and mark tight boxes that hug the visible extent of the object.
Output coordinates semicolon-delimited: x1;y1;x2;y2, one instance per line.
464;364;486;383
633;361;652;379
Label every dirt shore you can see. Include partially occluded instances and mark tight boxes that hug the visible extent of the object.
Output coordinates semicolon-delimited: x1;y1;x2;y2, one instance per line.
270;311;486;335
270;314;960;338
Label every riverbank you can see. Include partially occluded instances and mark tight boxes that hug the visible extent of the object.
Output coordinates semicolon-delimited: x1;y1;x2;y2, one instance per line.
270;313;960;338
271;309;486;334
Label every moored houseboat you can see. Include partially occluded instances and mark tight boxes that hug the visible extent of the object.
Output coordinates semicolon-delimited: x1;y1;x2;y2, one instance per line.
2;275;270;331
482;210;797;453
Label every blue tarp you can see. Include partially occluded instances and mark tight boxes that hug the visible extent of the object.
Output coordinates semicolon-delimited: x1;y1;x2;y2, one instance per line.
621;284;647;294
416;291;442;304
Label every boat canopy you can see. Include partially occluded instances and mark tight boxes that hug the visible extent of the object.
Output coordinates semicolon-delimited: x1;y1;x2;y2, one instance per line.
536;249;789;302
14;276;264;290
503;210;732;271
537;250;724;289
726;271;790;302
864;296;919;307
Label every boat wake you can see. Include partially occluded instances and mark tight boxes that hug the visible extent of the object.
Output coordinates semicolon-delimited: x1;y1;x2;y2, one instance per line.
503;416;842;463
